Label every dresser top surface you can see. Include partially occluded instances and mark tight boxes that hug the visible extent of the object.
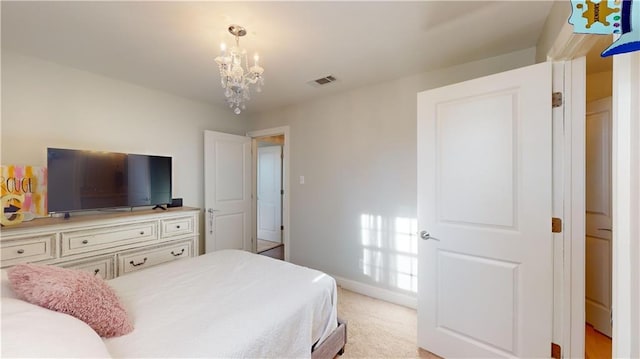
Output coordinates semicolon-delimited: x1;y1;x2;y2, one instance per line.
1;207;200;234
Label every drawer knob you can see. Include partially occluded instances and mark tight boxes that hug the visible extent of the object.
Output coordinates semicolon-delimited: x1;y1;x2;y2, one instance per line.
139;231;145;235
94;268;100;275
16;249;24;254
82;240;89;244
176;225;181;229
171;248;185;257
130;257;148;267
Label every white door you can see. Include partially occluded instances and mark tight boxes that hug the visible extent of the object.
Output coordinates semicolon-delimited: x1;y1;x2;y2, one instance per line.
257;146;282;243
417;62;553;358
585;97;612;337
204;130;251;252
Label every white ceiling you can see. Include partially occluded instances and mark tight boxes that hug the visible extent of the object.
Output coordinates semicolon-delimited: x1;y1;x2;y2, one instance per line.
1;1;555;115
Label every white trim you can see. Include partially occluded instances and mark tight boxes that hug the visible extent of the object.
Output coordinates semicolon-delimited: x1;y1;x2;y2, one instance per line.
551;58;587;359
551;62;566;350
611;51;640;358
246;126;291;262
547;24;600;61
545;23;592;357
565;57;586;359
332;275;418;309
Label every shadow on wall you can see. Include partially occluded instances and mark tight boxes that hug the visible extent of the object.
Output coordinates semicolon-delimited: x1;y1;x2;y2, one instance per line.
360;214;418;293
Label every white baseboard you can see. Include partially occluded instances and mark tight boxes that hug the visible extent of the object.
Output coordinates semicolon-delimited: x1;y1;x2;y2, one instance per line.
331;275;417;309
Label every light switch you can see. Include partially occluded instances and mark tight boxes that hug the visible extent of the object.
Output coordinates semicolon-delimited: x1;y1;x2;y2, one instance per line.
299;176;305;184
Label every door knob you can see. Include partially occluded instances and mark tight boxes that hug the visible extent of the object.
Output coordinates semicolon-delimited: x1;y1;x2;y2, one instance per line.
419;230;440;241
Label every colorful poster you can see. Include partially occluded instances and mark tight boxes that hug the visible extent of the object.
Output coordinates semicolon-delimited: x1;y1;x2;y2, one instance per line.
569;0;623;35
1;165;48;217
569;0;640;57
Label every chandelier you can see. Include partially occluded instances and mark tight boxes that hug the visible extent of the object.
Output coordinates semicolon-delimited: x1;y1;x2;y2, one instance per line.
214;24;264;115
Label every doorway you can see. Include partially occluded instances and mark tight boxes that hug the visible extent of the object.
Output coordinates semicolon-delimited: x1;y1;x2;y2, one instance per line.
584;36;613;357
246;126;291;262
255;135;284;260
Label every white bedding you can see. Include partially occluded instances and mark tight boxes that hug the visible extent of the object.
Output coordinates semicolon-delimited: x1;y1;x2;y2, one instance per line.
104;250;338;358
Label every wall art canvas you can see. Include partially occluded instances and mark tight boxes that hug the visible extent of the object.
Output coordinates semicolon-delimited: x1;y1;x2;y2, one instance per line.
1;165;48;218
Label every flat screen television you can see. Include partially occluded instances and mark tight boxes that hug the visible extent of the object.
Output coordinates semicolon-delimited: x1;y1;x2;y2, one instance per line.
47;148;172;213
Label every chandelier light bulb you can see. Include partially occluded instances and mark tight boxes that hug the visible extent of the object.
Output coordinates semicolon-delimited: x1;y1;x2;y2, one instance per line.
254;54;259;66
220;43;226;53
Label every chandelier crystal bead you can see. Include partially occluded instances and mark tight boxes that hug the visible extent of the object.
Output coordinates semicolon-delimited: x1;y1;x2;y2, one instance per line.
214;24;264;115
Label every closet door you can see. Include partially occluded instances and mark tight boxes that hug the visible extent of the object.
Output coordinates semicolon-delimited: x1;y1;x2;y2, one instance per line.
585;97;612;337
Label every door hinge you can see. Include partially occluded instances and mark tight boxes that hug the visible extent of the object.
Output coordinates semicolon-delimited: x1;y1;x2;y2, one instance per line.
552;92;563;108
281;189;284;195
551;342;561;359
281;225;284;231
552;217;562;233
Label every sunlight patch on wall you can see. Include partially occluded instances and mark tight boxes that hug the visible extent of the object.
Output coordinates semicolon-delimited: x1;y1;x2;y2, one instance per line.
360;214;418;293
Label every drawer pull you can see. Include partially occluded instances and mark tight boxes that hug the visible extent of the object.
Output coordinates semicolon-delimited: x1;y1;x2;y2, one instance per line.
129;257;148;267
176;225;181;229
94;268;100;275
16;249;25;254
139;231;145;235
82;240;89;244
171;249;185;257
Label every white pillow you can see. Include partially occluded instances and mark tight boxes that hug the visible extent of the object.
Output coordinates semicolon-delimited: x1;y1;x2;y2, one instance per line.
1;297;112;358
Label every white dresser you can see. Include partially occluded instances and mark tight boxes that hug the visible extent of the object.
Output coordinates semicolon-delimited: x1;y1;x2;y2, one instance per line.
0;207;200;279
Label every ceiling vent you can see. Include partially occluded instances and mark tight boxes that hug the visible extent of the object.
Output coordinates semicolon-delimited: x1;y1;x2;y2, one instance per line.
308;75;337;87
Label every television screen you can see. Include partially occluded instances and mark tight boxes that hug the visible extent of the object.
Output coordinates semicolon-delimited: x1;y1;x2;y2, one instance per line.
47;148;172;213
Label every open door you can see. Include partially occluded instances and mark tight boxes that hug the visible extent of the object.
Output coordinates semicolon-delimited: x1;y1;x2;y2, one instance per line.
257;145;283;243
417;62;553;358
204;130;251;252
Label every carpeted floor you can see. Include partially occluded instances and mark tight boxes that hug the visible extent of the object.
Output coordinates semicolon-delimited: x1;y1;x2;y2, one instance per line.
336;287;441;359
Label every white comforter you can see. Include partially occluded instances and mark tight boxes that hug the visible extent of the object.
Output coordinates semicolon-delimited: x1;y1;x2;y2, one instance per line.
104;250;338;358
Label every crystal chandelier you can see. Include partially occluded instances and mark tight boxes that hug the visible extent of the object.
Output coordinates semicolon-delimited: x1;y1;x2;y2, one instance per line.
214;24;264;115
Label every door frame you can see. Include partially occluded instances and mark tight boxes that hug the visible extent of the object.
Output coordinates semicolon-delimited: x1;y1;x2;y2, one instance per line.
246;126;290;261
549;27;640;357
609;51;640;358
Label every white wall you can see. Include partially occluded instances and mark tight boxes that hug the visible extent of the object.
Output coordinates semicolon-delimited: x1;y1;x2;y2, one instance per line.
1;52;248;215
536;1;571;62
587;71;613;102
249;47;537;297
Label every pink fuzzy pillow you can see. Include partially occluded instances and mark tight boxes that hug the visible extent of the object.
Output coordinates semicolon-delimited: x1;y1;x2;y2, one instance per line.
7;263;133;338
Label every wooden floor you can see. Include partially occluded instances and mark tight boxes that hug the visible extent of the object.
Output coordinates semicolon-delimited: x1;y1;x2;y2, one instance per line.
257;239;281;253
257;239;284;260
585;324;612;359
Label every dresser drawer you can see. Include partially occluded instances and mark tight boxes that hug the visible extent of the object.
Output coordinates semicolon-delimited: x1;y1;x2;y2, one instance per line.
60;256;115;280
118;240;192;275
1;235;55;267
161;216;195;238
61;221;158;257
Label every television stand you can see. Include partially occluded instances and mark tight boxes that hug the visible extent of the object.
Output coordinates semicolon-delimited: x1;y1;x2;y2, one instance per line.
152;205;167;211
0;207;200;279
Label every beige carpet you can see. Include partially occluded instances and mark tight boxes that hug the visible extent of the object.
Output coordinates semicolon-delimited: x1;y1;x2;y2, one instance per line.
337;287;441;359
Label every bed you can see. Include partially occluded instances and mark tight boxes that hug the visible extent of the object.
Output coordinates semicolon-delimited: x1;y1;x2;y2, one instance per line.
1;250;347;358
